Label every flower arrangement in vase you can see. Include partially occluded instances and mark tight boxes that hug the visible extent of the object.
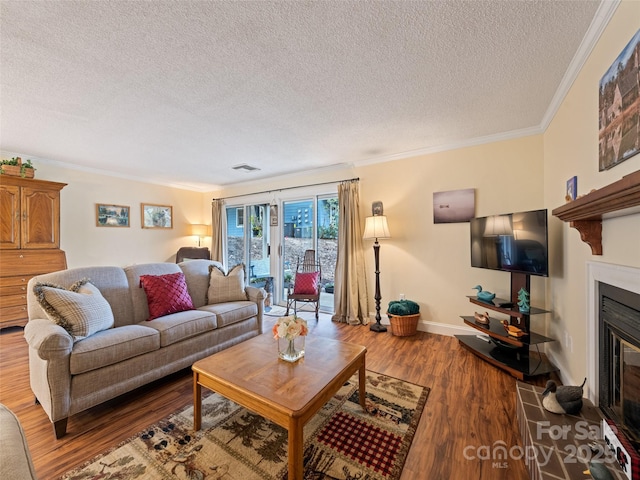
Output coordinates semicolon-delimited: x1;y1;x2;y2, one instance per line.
272;315;308;362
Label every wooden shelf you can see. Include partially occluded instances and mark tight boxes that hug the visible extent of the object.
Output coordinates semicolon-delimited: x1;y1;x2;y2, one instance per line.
552;169;640;255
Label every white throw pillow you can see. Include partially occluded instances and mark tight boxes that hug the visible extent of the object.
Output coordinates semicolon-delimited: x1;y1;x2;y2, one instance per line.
33;279;114;341
207;264;247;304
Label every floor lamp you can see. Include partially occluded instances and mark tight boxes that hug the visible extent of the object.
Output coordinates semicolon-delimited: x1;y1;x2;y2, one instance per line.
363;213;391;332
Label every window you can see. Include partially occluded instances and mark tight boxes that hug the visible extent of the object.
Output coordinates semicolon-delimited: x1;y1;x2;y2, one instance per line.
236;208;244;228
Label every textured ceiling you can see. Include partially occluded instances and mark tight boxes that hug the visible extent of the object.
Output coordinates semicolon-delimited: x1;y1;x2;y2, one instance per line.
0;1;612;191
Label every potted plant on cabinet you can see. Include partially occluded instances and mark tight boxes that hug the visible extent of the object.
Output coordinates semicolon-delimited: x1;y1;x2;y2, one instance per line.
386;299;420;336
0;157;35;178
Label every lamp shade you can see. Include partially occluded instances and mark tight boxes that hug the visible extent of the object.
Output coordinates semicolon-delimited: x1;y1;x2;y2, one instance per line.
363;215;391;240
190;224;211;237
484;215;512;237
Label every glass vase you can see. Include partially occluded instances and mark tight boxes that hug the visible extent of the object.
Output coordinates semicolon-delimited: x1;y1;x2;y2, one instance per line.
278;336;305;362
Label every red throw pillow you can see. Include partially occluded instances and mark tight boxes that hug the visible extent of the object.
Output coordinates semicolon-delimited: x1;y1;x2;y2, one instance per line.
293;271;319;295
139;272;194;320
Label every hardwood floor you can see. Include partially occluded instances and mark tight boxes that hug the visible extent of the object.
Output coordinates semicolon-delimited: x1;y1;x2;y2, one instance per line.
0;313;552;479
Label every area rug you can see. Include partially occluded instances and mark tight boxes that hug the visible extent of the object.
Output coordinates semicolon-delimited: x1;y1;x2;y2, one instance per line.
62;371;429;480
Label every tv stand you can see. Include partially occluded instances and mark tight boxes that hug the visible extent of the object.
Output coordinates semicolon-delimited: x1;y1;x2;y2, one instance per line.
455;272;558;380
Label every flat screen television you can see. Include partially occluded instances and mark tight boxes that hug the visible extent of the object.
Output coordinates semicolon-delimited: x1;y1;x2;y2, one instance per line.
470;209;549;277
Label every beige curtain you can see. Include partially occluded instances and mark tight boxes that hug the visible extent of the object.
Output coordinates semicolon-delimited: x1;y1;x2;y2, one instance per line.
332;180;369;325
211;199;227;266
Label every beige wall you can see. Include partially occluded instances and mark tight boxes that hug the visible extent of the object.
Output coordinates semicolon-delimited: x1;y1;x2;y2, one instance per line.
1;159;209;267
543;1;640;384
212;135;545;336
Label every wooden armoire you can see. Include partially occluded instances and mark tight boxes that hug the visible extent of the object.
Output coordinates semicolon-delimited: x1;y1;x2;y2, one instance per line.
0;175;67;328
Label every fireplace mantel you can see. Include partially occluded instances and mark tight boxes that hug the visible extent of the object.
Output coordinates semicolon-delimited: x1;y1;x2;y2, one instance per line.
552;169;640;255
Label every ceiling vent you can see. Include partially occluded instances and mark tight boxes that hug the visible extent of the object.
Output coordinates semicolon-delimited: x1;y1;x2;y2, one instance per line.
232;164;261;172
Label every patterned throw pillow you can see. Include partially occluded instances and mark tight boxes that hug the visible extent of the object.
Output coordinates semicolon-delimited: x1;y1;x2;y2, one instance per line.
207;264;247;304
293;271;320;295
139;272;195;321
34;279;114;341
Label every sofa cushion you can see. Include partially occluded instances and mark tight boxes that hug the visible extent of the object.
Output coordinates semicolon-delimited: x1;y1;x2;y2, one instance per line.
198;301;257;328
142;310;217;347
207;264;247;304
139;272;194;320
70;325;160;374
179;259;224;308
293;271;320;294
33;280;114;341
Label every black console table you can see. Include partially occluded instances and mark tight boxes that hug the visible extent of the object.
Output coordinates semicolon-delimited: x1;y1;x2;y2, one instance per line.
455;272;558;380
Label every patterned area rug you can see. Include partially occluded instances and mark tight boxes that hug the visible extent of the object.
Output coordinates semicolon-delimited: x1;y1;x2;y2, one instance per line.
62;371;429;480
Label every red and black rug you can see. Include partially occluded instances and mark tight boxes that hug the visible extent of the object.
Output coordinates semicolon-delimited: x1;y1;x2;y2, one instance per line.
62;371;429;480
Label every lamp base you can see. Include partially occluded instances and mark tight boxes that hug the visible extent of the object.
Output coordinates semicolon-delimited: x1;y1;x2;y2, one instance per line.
369;322;387;333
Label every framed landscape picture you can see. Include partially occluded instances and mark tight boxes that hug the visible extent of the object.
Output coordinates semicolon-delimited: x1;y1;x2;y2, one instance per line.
96;204;130;227
433;188;475;223
141;203;173;229
598;29;640;171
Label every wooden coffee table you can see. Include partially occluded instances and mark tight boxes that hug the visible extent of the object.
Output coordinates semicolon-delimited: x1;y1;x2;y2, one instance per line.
192;334;367;480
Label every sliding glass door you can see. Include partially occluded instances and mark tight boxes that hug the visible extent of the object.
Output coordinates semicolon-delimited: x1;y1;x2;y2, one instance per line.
280;195;338;312
226;203;271;295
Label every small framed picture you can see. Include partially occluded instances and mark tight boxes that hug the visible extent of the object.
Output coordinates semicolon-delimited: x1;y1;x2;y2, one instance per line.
96;204;130;227
141;203;173;229
270;204;278;226
566;176;577;202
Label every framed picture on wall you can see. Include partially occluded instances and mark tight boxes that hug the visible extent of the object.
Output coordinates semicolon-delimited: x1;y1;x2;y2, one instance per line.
141;203;173;229
433;188;475;223
598;29;640;171
96;204;130;227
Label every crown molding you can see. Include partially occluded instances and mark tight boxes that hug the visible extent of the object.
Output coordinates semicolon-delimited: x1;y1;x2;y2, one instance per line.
540;0;620;130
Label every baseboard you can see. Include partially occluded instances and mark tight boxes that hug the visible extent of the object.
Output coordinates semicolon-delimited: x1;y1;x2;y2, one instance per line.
372;314;476;337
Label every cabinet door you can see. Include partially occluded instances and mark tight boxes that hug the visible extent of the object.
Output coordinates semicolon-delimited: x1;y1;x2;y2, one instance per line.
21;186;60;249
0;185;21;249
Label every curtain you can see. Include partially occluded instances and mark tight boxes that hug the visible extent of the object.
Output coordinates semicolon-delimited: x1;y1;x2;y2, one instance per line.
211;199;227;266
331;180;369;325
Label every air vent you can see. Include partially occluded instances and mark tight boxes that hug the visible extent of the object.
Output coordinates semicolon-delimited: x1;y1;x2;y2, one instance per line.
232;164;261;172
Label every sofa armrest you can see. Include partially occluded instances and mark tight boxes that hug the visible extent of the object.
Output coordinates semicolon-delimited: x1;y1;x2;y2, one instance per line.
245;286;265;334
245;285;265;303
0;404;37;480
24;319;73;360
23;319;73;434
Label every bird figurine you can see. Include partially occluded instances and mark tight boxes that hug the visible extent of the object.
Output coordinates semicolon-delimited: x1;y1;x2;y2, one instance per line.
472;285;496;303
501;320;527;337
583;460;615;480
474;311;490;325
541;378;586;415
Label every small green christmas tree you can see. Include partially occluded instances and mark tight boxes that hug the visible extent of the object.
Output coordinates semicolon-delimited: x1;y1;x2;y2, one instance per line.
517;288;530;313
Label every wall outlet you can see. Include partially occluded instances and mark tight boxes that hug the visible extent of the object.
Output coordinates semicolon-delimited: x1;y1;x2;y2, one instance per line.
399;294;405;300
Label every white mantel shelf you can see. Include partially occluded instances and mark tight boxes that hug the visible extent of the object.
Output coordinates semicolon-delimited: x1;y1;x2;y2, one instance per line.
552;169;640;255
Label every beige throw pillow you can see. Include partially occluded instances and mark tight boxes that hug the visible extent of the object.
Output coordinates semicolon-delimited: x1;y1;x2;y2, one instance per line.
33;279;114;341
207;264;247;304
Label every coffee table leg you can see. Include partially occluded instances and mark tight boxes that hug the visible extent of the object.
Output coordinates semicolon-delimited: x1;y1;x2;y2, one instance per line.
359;359;367;409
193;372;202;431
288;418;304;480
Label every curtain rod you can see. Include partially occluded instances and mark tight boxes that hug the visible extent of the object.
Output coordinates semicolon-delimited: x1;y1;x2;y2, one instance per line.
212;177;359;201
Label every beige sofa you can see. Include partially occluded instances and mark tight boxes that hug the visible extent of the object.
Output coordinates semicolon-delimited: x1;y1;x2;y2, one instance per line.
24;260;264;438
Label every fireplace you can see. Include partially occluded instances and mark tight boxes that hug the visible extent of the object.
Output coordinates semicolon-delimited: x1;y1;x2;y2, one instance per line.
598;282;640;453
586;262;640;462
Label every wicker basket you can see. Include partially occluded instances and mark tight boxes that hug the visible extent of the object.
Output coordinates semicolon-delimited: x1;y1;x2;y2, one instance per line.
387;313;420;337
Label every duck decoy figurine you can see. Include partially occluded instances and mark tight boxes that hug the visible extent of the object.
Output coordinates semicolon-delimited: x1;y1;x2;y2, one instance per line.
474;311;490;325
472;285;496;303
541;378;586;415
500;320;527;337
583;460;615;480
